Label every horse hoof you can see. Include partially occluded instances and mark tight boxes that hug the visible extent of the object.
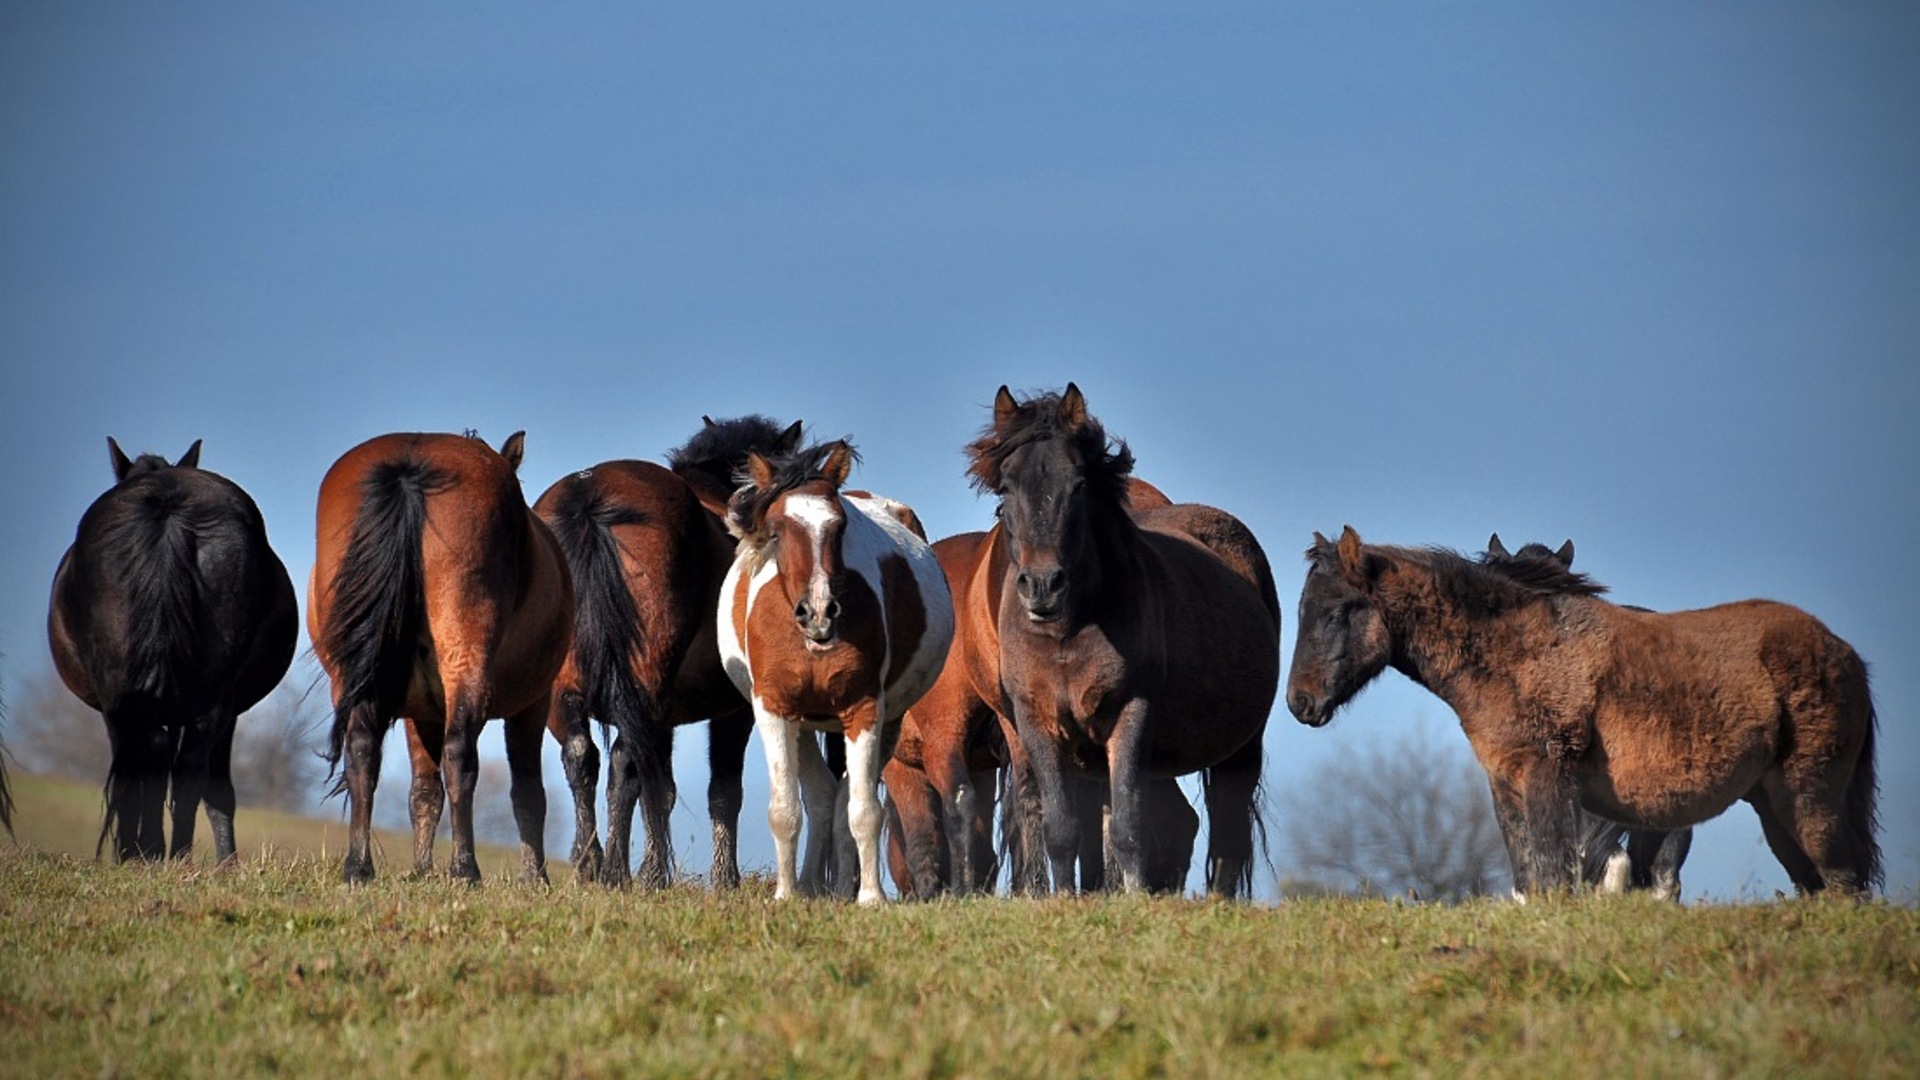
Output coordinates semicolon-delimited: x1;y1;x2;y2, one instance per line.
343;860;375;887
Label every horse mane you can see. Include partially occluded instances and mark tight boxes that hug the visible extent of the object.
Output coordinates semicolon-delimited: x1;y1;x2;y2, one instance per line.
963;389;1135;506
667;415;798;490
1306;536;1608;609
725;440;861;545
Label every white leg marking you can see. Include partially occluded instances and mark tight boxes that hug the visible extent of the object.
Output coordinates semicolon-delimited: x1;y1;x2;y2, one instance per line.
754;701;801;901
845;719;888;905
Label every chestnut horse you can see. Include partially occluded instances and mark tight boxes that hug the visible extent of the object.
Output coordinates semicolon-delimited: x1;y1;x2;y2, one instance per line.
1287;526;1880;897
532;415;803;888
1483;534;1693;899
718;440;953;903
48;439;297;864
965;385;1280;897
311;431;573;884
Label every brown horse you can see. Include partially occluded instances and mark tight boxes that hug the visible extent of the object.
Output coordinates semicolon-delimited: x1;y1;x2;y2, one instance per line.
532;415;803;888
965;385;1280;896
1483;534;1693;899
1287;526;1881;897
718;440;954;903
48;439;298;864
311;431;573;884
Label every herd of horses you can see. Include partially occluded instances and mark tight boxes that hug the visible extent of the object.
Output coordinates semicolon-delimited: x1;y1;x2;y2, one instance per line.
41;384;1884;902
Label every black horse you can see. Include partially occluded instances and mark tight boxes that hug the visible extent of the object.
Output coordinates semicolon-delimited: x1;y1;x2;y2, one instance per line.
48;439;298;863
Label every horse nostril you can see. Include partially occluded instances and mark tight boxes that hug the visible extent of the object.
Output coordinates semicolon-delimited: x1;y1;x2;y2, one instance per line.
1288;690;1313;719
794;600;811;622
824;599;841;620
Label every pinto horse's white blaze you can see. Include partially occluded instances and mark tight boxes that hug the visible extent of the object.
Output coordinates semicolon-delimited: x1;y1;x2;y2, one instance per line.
719;486;953;903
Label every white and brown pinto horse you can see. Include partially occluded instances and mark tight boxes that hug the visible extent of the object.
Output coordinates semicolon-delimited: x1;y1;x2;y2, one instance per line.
718;440;953;904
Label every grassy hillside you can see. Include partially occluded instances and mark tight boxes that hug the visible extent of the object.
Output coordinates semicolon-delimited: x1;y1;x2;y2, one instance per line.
2;777;1915;1078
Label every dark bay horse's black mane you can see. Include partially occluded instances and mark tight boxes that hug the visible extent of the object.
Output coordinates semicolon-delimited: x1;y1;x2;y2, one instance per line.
1307;537;1608;613
668;415;799;491
725;440;860;540
964;390;1135;506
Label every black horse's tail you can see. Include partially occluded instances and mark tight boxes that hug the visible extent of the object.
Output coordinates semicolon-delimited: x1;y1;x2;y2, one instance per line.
1199;752;1270;900
1848;699;1883;892
541;478;668;781
321;459;446;794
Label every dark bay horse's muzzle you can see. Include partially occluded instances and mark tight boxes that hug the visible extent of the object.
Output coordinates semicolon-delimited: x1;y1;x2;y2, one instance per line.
1288;687;1332;727
1015;564;1067;621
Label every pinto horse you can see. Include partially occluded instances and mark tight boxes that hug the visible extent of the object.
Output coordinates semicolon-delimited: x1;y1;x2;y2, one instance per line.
532;415;803;888
718;440;953;903
1287;526;1881;897
1483;534;1693;899
48;439;298;863
311;431;573;884
965;385;1280;897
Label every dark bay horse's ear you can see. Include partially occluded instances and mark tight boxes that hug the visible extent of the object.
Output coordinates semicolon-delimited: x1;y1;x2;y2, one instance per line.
1556;539;1575;567
1486;533;1509;558
702;415;716;427
1059;382;1087;426
821;442;855;488
499;431;526;473
108;437;134;481
778;420;805;453
993;385;1019;429
1336;525;1382;591
176;439;203;470
746;451;776;492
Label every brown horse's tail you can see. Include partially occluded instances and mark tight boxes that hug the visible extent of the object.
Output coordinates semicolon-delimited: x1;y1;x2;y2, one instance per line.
321;458;447;795
540;479;670;781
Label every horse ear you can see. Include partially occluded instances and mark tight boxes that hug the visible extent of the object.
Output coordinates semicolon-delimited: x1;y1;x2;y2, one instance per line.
1486;533;1508;558
108;437;133;481
821;442;854;487
1336;525;1380;590
702;415;717;428
1059;382;1087;426
778;420;805;453
993;385;1019;429
746;452;775;492
176;439;203;469
1556;539;1575;567
499;431;526;473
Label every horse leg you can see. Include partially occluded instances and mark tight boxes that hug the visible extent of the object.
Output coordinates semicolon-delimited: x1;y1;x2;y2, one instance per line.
504;697;551;886
1485;776;1534;898
753;706;803;900
1142;776;1198;895
1200;734;1263;899
440;699;485;884
168;712;216;862
341;702;384;884
1746;782;1826;895
1104;700;1151;893
925;741;977;895
202;712;240;866
796;734;839;897
547;690;603;883
632;724;679;891
1015;720;1080;894
1627;828;1691;901
706;709;752;890
966;767;998;892
996;715;1049;896
600;731;639;887
1066;774;1107;892
103;717;167;862
883;759;941;896
402;718;446;879
1516;761;1582;893
843;710;889;905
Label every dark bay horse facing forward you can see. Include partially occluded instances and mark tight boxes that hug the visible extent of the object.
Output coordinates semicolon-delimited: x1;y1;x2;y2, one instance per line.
719;440;954;903
1287;526;1880;897
1483;534;1692;899
48;439;297;864
532;416;803;888
311;432;573;884
966;385;1280;897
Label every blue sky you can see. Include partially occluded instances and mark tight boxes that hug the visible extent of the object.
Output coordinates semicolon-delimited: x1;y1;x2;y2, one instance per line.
3;3;1915;899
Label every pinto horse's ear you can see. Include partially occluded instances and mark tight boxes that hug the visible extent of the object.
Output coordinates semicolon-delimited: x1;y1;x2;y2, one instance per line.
993;385;1019;429
108;437;134;481
1486;533;1509;558
176;439;203;470
778;420;805;453
1059;382;1087;426
1336;525;1382;590
821;441;855;487
1556;539;1575;567
746;451;776;492
498;431;526;473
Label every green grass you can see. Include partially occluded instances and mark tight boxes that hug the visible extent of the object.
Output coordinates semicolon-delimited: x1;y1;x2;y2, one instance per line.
3;778;1916;1079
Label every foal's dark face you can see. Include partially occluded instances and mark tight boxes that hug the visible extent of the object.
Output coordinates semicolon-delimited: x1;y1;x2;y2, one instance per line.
1286;562;1391;727
995;436;1099;625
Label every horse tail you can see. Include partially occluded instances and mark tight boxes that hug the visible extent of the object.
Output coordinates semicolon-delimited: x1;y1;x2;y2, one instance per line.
541;478;668;777
113;481;208;704
321;458;446;794
1847;697;1883;891
1199;750;1270;899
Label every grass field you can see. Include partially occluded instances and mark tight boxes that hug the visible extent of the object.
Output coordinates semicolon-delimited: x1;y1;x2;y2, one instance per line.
3;773;1916;1079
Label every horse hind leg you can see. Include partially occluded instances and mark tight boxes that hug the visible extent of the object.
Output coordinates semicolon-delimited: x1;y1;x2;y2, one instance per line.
1746;786;1823;895
547;690;604;884
166;710;226;863
1200;736;1263;899
403;718;446;878
600;732;640;887
201;714;240;865
706;710;752;890
439;695;486;884
795;733;839;897
504;698;551;886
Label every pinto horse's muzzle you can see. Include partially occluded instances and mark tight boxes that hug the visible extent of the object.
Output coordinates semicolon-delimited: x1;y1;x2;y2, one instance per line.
795;596;842;646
